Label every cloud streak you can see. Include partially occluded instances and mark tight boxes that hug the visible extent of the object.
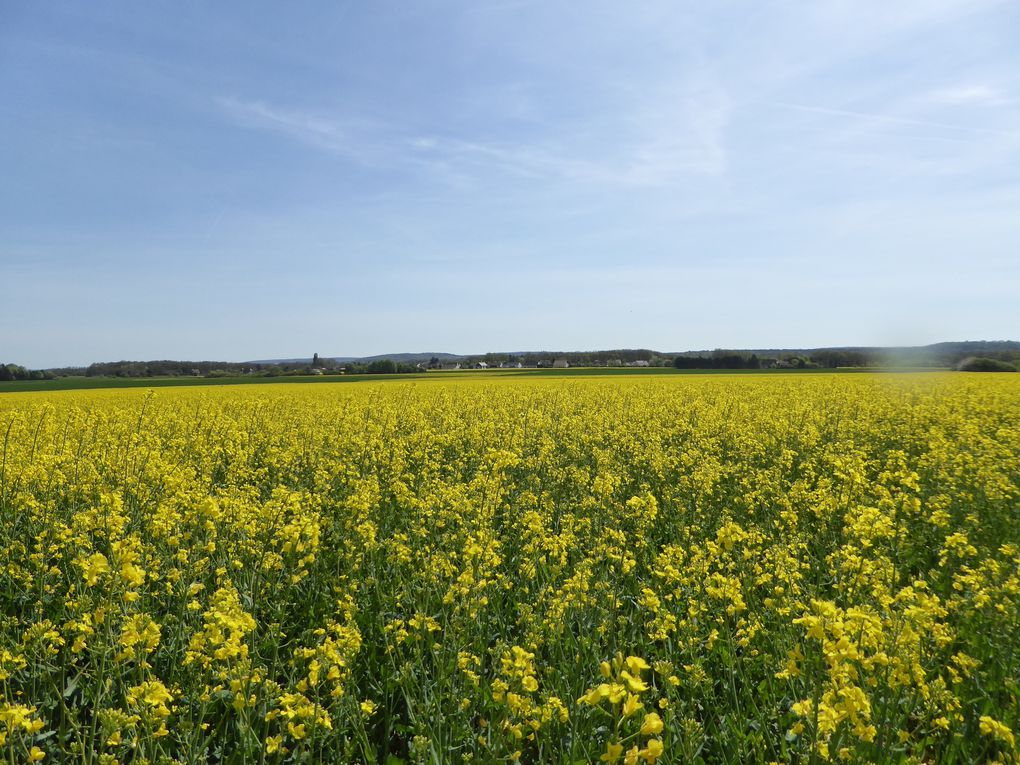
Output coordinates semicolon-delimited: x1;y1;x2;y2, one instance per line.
773;101;1019;138
220;79;732;189
217;97;383;161
928;84;1013;107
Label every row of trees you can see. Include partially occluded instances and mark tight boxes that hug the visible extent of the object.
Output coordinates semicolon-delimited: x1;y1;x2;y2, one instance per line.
673;354;764;370
0;364;55;381
671;348;900;370
957;357;1017;372
42;361;241;377
19;358;421;380
346;360;420;375
48;360;336;378
807;350;871;368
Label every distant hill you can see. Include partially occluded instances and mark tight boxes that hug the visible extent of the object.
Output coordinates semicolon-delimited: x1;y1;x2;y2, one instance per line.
925;340;1020;354
353;352;463;364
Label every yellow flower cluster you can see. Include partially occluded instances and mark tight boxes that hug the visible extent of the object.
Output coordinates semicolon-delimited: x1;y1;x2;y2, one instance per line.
184;582;256;670
489;644;569;745
579;654;664;764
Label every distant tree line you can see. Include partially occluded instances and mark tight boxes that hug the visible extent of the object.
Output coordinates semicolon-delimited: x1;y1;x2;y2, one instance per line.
45;360;337;379
31;357;424;379
871;343;1020;368
807;350;871;368
0;364;55;381
83;360;255;377
674;354;763;370
957;357;1017;372
345;360;420;375
669;347;987;370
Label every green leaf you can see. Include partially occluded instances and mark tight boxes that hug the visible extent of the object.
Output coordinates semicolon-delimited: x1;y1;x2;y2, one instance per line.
63;676;79;699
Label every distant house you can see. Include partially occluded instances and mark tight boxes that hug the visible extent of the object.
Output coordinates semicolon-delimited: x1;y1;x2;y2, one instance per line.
476;361;488;369
628;360;650;367
553;358;570;369
500;361;523;369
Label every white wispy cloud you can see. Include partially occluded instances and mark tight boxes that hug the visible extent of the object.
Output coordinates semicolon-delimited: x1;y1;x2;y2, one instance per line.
773;101;1019;138
217;96;381;160
220;76;731;189
928;84;1012;106
804;0;1008;37
622;80;732;182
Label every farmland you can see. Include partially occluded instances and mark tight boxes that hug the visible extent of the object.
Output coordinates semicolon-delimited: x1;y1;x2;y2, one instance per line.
0;366;911;395
1;374;1018;763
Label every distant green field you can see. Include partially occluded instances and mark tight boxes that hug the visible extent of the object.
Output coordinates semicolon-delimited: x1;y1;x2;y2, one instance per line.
0;374;425;393
496;366;871;377
0;366;945;393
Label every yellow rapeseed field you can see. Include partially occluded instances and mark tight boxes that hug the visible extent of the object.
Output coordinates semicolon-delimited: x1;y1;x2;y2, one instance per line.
1;373;1018;764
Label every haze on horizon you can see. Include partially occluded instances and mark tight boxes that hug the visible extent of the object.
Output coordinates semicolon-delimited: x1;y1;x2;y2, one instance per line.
3;1;1019;369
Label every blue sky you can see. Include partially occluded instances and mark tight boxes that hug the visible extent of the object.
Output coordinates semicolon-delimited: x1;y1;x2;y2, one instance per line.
3;0;1018;367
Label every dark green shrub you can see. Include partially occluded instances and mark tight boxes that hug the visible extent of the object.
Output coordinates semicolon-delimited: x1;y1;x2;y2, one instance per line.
957;356;1017;372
